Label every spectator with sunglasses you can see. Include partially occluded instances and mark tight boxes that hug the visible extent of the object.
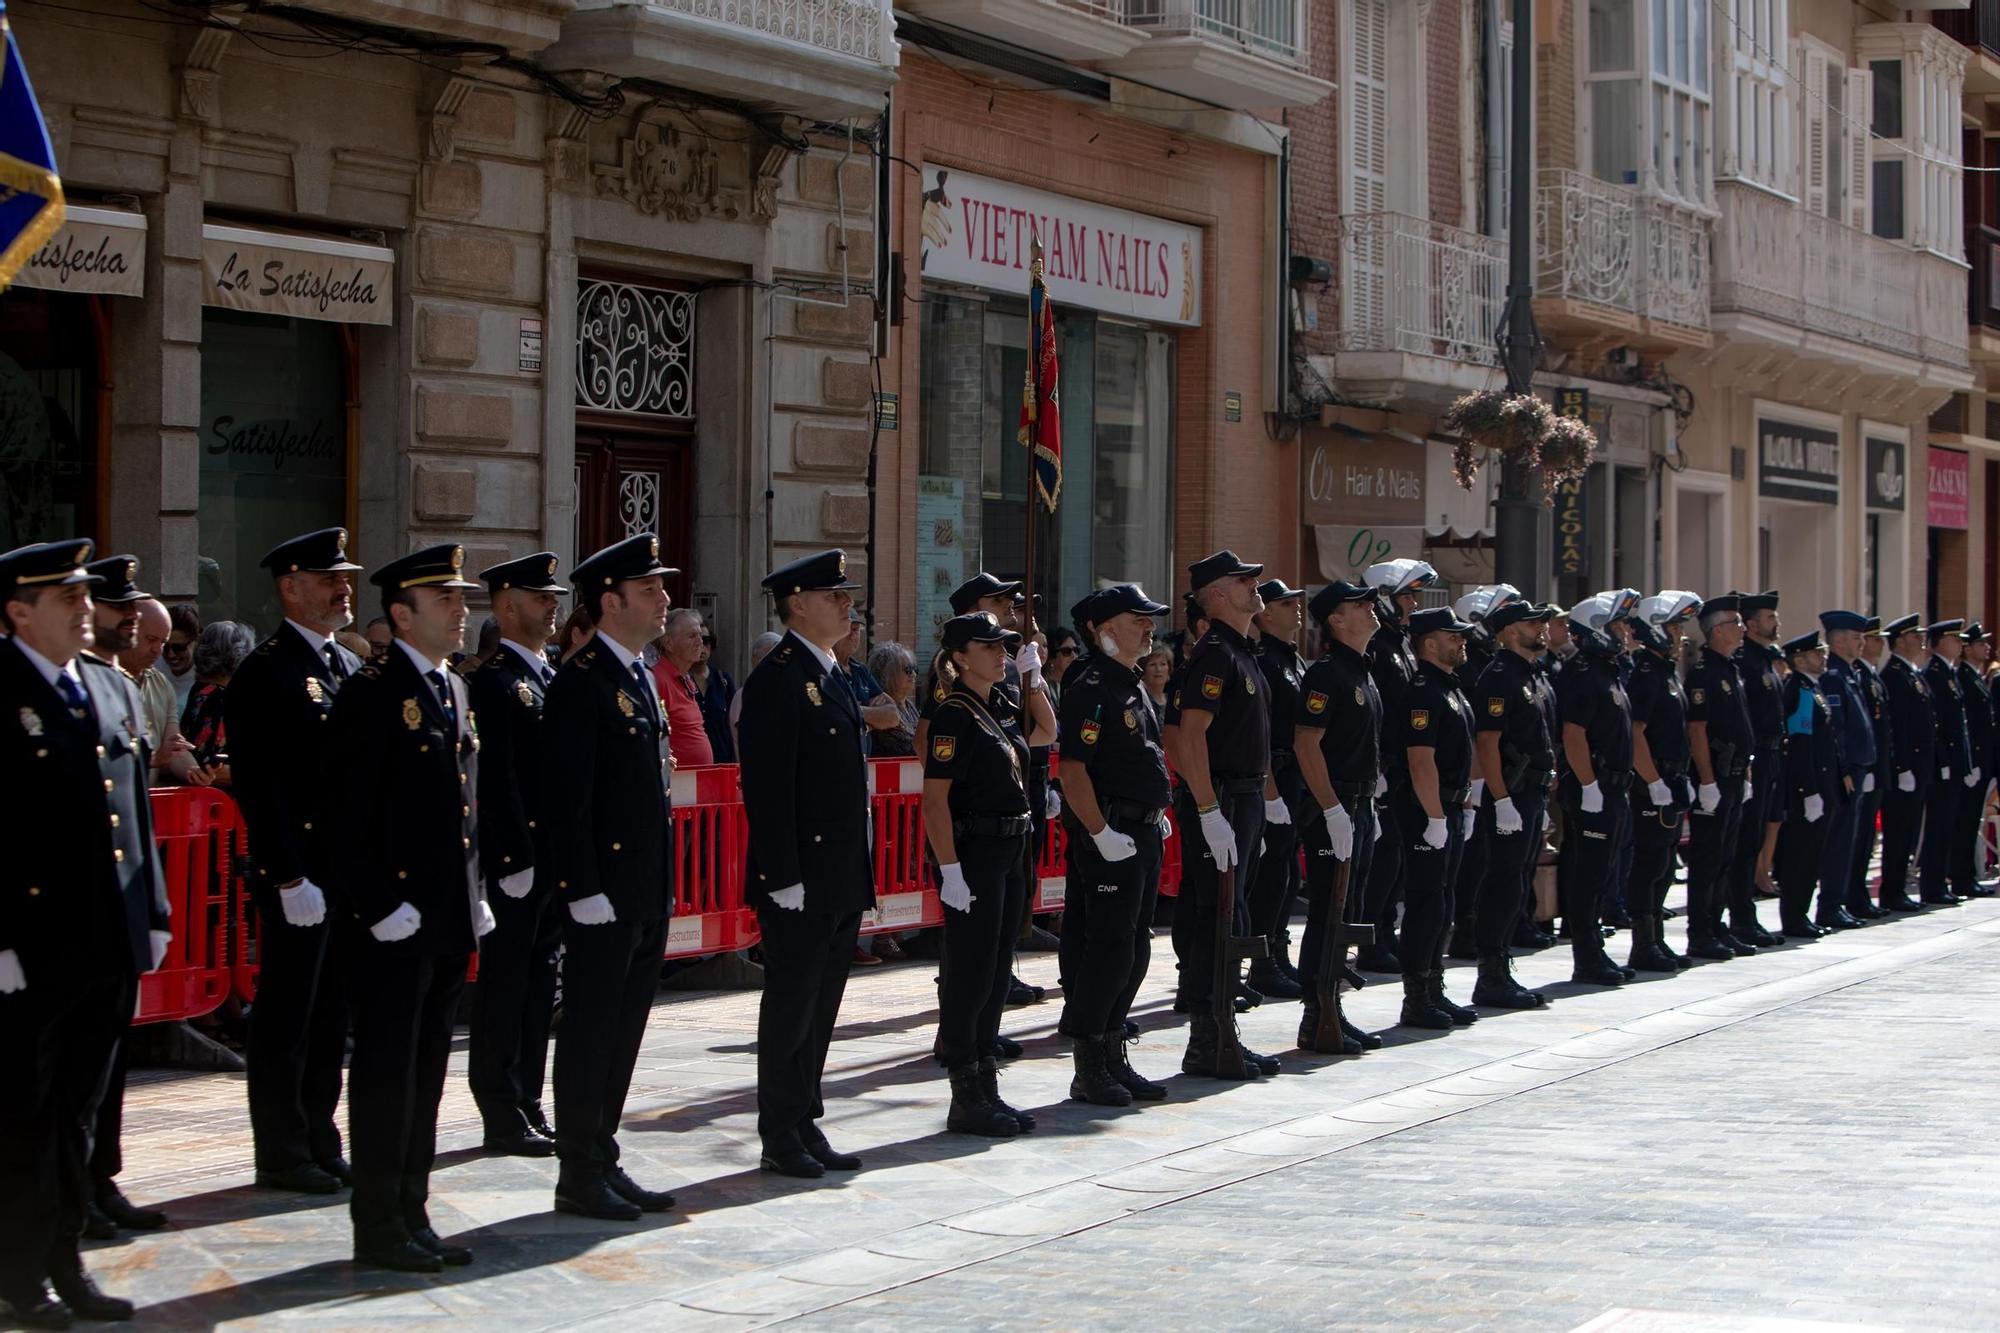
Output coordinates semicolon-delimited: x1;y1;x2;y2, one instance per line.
693;625;737;763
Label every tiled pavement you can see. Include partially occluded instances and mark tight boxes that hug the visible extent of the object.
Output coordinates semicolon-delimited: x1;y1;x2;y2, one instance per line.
95;891;2000;1330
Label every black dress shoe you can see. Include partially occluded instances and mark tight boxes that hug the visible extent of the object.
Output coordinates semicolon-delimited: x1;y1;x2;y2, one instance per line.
81;1201;117;1241
1687;935;1737;961
410;1226;473;1266
1879;894;1920;912
3;1283;74;1329
318;1156;353;1187
524;1107;558;1139
1005;975;1044;1006
760;1147;826;1179
607;1166;676;1212
47;1266;132;1322
1781;919;1823;940
1920;892;1963;906
95;1183;167;1231
255;1162;343;1195
1961;883;1998;898
354;1238;444;1273
802;1134;862;1172
484;1130;556;1157
555;1175;644;1220
1570;956;1627;986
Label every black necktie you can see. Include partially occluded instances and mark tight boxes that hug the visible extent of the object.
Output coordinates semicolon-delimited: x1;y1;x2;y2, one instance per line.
427;670;456;727
324;642;346;681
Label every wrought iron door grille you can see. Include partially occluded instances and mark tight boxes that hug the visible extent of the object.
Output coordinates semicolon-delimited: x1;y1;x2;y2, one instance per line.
576;279;696;418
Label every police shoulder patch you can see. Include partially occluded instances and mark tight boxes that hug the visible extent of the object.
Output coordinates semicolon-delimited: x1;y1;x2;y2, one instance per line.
931;735;957;762
1305;690;1328;714
1200;675;1223;699
1409;709;1430;731
1487;696;1505;716
1079;719;1101;745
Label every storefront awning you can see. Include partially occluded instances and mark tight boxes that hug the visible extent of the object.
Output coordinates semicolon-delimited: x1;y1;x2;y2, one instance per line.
14;205;146;298
201;223;393;326
1305;418;1493;582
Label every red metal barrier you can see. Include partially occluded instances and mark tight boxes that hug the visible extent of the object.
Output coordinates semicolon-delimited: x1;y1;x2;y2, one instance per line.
864;758;941;936
144;787;237;1024
667;765;758;958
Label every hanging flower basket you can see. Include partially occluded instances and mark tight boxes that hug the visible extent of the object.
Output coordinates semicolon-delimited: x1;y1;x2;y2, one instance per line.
1441;390;1599;502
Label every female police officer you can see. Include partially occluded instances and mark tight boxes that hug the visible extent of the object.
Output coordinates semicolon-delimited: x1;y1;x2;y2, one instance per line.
924;613;1056;1137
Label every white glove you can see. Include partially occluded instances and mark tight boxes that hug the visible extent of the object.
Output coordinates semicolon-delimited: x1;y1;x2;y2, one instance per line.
278;878;327;928
1015;642;1043;687
1160;813;1172;840
1199;806;1238;870
1941;767;1951;782
473;900;497;938
149;930;171;971
1264;796;1291;825
1967;767;1983;788
0;949;22;993
1647;779;1673;807
768;885;804;912
370;902;422;942
1374;774;1388;799
1803;793;1824;824
1493;797;1523;835
1743;778;1754;802
1459;807;1476;839
569;892;618;924
498;869;534;899
1421;816;1448;849
1325;804;1354;860
939;863;974;912
1898;771;1916;793
1091;825;1138;862
1863;773;1876;794
1580;781;1604;814
1045;786;1062;820
1697;782;1721;813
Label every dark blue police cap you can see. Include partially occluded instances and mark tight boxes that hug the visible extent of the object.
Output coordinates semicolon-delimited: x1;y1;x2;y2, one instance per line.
1486;600;1555;634
0;539;99;599
1819;610;1869;633
1883;613;1922;639
261;528;362;576
1782;629;1824;657
1188;549;1263;592
1696;593;1741;619
371;543;479;591
1307;580;1373;625
1740;589;1780;616
85;555;146;604
948;572;1022;615
940;612;1022;655
1255;578;1304;604
762;548;856;598
1927;618;1964;641
577;534;678;592
1864;616;1884;636
480;551;565;595
1408;606;1474;637
1963;621;1987;644
1091;583;1171;621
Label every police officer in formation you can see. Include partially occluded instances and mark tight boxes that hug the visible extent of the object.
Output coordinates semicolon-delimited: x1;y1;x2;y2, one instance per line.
1879;613;1934;911
1684;595;1755;957
1729;591;1788;947
1;542;170;1326
1921;620;1976;905
1467;599;1556;1006
1248;579;1310;1000
1556;613;1636;986
1817;611;1877;931
1395;607;1481;1028
1058;584;1175;1101
1446;583;1521;961
1845;618;1895;920
1356;558;1438;974
1951;624;1996;901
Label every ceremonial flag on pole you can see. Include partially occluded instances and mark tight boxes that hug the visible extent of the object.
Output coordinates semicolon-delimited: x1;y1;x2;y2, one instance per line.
1018;236;1062;513
0;0;63;291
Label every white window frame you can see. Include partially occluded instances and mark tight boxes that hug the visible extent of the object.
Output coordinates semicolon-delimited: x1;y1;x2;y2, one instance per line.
1854;24;1968;260
1338;0;1430;341
1715;0;1793;197
1579;0;1713;208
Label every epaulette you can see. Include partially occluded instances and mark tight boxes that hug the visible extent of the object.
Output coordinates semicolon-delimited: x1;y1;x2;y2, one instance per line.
772;642;795;661
255;639;275;655
355;662;383;681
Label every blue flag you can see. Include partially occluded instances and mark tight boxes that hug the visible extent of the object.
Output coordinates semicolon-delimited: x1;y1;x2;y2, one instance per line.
0;0;64;290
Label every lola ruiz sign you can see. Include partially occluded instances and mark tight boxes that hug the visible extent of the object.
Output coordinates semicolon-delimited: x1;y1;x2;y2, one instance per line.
200;224;394;326
917;165;1201;326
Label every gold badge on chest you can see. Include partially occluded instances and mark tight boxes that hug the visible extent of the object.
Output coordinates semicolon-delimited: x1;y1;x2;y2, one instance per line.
617;692;636;719
305;677;325;704
402;698;423;730
805;680;822;707
515;679;534;706
19;707;43;737
1244;677;1257;696
1124;707;1138;730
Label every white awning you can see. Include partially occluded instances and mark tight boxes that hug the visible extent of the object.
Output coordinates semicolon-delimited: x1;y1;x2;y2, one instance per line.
1423;438;1496;541
15;206;147;298
201;223;393;326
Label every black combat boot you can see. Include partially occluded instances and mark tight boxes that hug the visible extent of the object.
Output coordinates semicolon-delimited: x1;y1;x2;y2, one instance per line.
1470;949;1547;1009
1102;1029;1166;1100
1429;972;1478;1025
980;1054;1036;1130
1354;943;1402;974
1296;1000;1362;1054
1398;976;1453;1030
1181;1010;1255;1079
1342;1012;1384;1049
1626;916;1679;973
1068;1037;1134;1107
1246;956;1303;1001
946;1065;1020;1138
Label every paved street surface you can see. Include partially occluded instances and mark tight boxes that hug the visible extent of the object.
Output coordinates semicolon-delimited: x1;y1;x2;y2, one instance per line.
97;891;2000;1331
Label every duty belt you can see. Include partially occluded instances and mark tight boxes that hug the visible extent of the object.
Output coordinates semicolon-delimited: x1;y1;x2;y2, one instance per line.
1102;797;1168;827
1597;770;1633;791
955;814;1034;838
1213;774;1266;797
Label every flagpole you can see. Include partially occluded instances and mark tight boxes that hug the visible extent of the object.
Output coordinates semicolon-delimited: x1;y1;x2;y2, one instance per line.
1021;234;1044;640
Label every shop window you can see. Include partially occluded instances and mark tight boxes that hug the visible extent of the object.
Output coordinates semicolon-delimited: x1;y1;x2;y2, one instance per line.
198;309;349;631
0;288;99;550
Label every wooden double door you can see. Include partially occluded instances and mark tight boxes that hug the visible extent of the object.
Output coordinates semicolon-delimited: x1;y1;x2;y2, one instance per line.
573;417;692;606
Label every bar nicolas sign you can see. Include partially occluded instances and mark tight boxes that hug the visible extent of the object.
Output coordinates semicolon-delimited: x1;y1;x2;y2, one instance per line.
918;164;1202;326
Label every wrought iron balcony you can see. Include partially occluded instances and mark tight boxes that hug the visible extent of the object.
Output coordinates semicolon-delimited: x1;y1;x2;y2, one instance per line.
898;0;1145;61
1711;180;1970;372
1102;0;1331;110
1934;0;2000;58
1333;212;1507;367
1533;170;1711;351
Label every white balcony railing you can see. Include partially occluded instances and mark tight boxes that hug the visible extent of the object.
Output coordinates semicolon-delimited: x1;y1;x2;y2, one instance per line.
1124;0;1304;63
1712;180;1969;370
645;0;894;64
1334;212;1507;366
1535;170;1711;335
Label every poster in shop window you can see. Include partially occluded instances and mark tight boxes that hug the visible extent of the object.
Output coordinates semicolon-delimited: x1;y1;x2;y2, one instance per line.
916;476;965;650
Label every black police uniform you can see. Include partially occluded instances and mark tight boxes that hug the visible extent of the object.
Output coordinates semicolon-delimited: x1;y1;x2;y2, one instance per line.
1878;630;1933;909
1728;630;1786;941
1684;642;1754;951
1397;655;1474;1005
1818;635;1875;927
738;551;873;1172
1360;616;1421;968
1951;644;1994;898
1057;644;1170;1045
1520;648;1565;940
466;554;565;1150
1624;634;1690;951
1921;638;1973;903
329;545;485;1267
1556;629;1633;980
1247;604;1308;988
1772;647;1840;936
223;528;364;1184
0;542;169;1320
544;536;677;1208
1470;643;1556;957
1847;646;1892;917
1295;622;1382;1043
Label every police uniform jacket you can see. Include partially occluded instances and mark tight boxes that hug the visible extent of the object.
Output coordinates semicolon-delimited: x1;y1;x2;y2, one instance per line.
1686;647;1754;778
1924;655;1974;780
1956;661;1992;779
543;634;675;924
2;639;167;977
1822;655;1876;779
1299;640;1382;795
1179;621;1271;782
1558;648;1634;782
1734;640;1787;748
330;645;482;954
225;622;361;902
1400;660;1474;803
1881;655;1934;780
1369;623;1420;779
1627;646;1690;785
1059;657;1169;813
468;646;552;886
738;631;872;913
1457;633;1494;696
1472;649;1555;798
927;683;1031;821
1256;631;1307;802
1856;657;1893;784
1781;672;1842;807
